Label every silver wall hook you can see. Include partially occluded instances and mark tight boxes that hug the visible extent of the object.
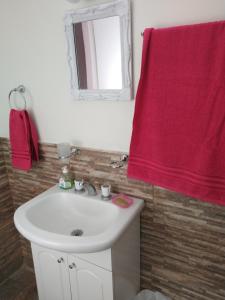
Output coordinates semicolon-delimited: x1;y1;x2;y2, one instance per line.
110;154;129;169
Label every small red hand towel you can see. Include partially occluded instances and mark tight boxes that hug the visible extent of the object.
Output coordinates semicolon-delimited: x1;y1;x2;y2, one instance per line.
128;21;225;206
9;109;39;171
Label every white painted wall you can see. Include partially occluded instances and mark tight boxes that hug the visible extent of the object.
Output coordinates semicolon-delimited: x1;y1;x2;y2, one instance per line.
0;0;225;152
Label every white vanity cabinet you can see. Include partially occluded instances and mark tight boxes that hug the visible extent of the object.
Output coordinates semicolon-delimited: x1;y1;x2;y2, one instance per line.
31;216;141;300
31;247;71;300
68;255;113;300
32;245;113;300
14;184;144;300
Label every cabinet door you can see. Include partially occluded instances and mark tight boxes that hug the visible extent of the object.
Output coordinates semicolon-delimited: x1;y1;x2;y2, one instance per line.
68;255;114;300
32;245;71;300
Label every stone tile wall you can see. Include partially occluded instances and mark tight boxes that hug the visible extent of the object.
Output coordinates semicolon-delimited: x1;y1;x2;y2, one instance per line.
0;139;22;283
1;137;225;299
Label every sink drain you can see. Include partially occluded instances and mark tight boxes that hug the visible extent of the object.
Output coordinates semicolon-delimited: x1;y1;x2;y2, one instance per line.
70;229;83;237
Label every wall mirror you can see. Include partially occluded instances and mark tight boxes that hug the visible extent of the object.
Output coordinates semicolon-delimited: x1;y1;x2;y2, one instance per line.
64;0;132;101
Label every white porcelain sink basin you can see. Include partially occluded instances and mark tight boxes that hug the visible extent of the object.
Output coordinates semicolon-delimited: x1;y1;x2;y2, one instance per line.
14;185;144;253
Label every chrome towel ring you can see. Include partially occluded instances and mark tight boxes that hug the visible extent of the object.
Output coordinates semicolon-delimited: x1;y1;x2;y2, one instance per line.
9;85;27;110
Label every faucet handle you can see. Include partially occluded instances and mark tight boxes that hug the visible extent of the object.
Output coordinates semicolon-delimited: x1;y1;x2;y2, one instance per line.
84;182;97;196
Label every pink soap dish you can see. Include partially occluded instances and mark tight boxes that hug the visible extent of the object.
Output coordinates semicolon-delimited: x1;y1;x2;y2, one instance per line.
112;194;133;208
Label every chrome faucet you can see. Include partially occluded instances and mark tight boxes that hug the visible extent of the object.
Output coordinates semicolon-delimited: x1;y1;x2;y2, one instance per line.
84;182;97;196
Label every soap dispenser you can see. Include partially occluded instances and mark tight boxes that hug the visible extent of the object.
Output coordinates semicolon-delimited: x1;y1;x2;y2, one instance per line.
59;165;74;190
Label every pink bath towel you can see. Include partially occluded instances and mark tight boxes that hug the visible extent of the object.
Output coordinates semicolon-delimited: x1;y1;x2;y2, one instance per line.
128;21;225;206
9;109;39;170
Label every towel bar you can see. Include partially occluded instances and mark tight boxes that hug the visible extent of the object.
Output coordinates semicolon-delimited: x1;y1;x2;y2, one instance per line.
9;85;27;110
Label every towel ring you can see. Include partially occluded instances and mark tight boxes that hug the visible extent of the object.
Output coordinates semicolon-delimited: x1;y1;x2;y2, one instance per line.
9;85;27;110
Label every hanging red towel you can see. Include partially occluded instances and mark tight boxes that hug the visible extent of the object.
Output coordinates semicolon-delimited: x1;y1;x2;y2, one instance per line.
9;109;39;171
128;20;225;206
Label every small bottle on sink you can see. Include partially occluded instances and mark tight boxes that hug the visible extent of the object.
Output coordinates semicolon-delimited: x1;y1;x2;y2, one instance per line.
59;165;74;189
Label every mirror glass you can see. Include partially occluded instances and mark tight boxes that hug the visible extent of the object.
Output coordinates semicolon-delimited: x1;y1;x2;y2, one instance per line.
73;16;122;90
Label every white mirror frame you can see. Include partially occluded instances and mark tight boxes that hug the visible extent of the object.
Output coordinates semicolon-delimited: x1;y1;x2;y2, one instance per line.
64;0;132;101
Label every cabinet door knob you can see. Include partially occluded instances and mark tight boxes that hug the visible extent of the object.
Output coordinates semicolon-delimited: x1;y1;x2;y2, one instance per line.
57;257;64;263
69;263;76;269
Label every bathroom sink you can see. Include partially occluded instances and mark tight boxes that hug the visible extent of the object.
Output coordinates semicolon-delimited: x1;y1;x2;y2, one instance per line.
14;185;144;253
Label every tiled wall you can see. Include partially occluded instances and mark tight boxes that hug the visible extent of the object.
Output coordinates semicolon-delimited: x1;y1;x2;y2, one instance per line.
0;140;22;283
1;137;225;300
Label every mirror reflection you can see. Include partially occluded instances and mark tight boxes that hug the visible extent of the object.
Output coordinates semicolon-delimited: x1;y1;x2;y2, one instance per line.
73;16;122;90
